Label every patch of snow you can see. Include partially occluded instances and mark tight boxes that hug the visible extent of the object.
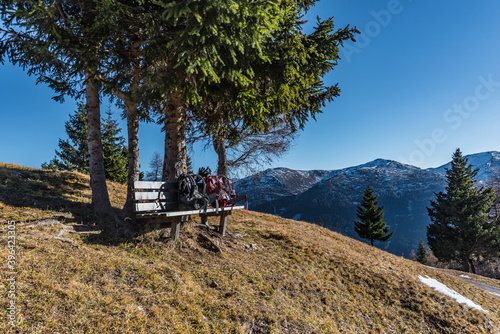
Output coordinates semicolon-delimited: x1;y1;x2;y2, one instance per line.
418;275;487;313
459;275;472;279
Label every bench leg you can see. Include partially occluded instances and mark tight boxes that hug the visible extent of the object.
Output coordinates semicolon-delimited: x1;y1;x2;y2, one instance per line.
171;221;180;240
201;215;208;226
219;213;227;236
171;215;190;240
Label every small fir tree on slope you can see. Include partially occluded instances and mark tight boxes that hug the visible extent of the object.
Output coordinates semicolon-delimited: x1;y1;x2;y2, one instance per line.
417;239;429;265
427;148;500;273
354;186;393;246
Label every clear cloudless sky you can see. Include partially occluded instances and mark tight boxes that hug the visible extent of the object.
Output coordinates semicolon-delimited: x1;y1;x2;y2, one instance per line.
2;0;500;175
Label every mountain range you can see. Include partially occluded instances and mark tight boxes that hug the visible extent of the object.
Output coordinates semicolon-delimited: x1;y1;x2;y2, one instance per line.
234;151;500;257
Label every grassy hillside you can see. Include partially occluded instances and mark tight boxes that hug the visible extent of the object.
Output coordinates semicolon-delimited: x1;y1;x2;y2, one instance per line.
1;163;500;333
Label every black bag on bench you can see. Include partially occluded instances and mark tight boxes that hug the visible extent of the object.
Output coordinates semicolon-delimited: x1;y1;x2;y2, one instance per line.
178;174;209;210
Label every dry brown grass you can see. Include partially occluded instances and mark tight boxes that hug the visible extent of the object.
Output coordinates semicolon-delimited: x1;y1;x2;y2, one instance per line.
0;162;126;223
1;164;500;333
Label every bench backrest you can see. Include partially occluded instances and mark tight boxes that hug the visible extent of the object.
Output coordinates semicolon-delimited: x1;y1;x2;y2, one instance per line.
133;181;179;213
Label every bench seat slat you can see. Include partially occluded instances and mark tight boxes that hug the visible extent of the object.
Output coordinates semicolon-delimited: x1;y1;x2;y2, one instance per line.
134;181;177;190
136;206;245;218
134;191;178;201
135;202;178;212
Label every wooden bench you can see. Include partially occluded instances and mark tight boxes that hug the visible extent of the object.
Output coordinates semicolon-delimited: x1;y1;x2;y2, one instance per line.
133;181;244;240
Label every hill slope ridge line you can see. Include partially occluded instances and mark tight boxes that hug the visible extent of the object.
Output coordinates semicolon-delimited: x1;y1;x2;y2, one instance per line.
1;163;500;333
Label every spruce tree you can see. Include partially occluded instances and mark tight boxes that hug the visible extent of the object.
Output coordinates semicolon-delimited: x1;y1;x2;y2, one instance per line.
60;103;90;173
186;155;194;175
3;0;358;222
43;106;128;184
1;0;124;224
427;149;500;273
188;1;360;177
101;110;128;184
354;186;393;246
42;103;89;173
417;239;429;265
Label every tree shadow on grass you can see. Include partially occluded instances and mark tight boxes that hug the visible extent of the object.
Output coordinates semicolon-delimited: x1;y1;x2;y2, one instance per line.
0;165;174;247
0;166;96;223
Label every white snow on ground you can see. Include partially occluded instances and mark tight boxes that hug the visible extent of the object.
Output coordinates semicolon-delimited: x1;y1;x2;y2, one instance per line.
418;275;488;313
459;274;472;279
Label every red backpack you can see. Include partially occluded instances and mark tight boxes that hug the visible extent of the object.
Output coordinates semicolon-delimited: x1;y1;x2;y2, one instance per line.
203;175;247;212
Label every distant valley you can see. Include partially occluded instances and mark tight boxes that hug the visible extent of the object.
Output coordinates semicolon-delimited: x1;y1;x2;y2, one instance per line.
234;151;500;257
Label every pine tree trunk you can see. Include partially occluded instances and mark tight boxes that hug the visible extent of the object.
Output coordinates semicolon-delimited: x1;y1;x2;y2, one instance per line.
461;258;471;273
85;70;118;226
123;102;140;219
213;136;229;176
119;41;141;221
162;92;187;182
468;259;476;274
123;104;140;221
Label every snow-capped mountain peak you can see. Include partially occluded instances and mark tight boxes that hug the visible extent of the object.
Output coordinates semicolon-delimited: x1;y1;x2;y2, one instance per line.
233;151;500;259
359;158;420;170
428;151;500;183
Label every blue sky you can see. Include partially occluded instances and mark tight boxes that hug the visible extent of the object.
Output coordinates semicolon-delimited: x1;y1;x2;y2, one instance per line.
2;0;500;174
